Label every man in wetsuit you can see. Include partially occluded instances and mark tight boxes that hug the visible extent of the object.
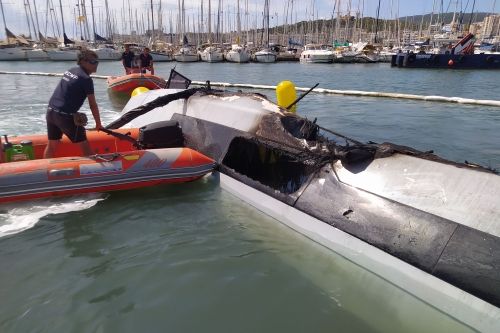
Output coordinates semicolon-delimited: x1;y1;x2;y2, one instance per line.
121;44;135;74
44;49;102;158
139;47;154;75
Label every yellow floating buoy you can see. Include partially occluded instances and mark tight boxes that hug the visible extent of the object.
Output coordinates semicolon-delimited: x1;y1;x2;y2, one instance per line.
276;80;298;113
131;86;150;97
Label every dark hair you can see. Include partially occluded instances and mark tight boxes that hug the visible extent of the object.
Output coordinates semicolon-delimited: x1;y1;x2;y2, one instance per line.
144;47;150;52
77;49;98;65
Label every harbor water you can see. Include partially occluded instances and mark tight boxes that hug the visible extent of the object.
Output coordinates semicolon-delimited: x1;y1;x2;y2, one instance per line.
0;61;499;332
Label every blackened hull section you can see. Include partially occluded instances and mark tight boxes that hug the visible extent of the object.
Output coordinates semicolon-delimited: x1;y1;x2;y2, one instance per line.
296;164;500;307
172;113;500;308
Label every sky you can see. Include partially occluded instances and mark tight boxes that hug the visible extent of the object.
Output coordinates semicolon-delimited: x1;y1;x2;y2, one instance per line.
1;0;498;40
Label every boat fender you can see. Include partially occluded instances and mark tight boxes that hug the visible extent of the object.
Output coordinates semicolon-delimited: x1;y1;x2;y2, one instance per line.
433;55;440;64
131;86;150;97
458;55;465;63
448;59;454;66
486;56;495;63
407;53;416;63
276;81;298;113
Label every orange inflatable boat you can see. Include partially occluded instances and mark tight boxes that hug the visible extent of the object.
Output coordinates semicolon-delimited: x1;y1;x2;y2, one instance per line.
107;73;167;95
0;124;215;204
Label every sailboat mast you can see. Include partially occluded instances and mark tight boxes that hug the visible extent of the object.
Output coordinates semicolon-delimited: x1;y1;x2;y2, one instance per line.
266;0;270;47
182;0;185;43
90;0;96;41
0;0;7;39
468;0;477;30
208;0;211;42
216;0;220;43
237;0;241;38
374;0;381;43
150;0;154;42
58;0;65;35
31;0;42;39
104;0;111;39
24;0;33;39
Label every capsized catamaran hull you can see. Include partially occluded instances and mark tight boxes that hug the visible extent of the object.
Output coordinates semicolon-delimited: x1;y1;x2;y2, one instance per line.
109;87;500;331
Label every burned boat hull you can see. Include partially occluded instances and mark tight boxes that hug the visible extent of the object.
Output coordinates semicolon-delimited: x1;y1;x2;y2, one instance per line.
110;88;500;330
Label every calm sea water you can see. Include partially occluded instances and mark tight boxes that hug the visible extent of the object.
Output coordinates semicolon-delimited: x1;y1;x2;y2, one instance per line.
0;60;499;332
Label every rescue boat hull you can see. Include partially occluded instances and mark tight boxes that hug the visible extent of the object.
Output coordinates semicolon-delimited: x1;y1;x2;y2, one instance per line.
0;130;215;203
107;73;167;95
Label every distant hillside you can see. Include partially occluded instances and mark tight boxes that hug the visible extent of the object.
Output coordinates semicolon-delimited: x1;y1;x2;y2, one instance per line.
399;12;493;25
266;12;495;36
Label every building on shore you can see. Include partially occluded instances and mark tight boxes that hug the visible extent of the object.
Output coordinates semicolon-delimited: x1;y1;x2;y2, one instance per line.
481;15;500;40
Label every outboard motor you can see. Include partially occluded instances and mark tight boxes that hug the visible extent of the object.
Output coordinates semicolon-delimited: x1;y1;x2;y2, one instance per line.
138;121;184;149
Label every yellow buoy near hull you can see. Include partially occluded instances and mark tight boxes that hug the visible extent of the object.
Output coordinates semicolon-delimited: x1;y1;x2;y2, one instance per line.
131;86;150;97
276;81;298;113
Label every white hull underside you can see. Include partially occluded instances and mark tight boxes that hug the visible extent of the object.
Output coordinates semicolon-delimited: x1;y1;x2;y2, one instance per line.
26;49;49;61
46;50;79;61
200;51;224;62
0;47;27;61
254;51;277;63
174;53;199;62
225;50;250;63
151;52;174;62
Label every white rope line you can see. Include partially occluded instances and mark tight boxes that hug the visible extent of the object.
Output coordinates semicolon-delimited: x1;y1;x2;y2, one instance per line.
2;71;500;108
191;80;500;107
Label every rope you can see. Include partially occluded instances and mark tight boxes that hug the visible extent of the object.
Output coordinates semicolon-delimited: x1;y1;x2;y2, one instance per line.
1;71;500;108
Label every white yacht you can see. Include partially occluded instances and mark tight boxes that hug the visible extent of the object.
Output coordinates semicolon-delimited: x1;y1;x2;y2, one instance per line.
151;50;174;62
174;46;199;62
299;44;335;63
0;45;28;61
91;44;121;60
254;48;277;63
225;44;250;63
46;47;80;61
26;48;49;61
199;45;224;63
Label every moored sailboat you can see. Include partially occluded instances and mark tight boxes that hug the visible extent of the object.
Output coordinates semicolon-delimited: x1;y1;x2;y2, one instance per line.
254;0;277;63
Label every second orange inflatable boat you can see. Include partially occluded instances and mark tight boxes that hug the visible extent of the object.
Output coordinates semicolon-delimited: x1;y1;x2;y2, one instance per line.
107;73;167;95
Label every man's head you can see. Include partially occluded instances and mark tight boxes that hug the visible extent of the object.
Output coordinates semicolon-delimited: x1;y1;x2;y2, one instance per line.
77;49;99;74
125;44;130;51
143;47;150;54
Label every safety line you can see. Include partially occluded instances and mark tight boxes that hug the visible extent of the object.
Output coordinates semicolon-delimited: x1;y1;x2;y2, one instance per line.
1;71;500;108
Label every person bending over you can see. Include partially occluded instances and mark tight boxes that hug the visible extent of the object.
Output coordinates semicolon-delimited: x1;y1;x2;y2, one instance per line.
139;47;155;75
44;49;102;158
121;44;135;74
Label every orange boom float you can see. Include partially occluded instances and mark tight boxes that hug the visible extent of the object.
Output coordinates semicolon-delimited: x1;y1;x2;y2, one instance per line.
0;122;215;204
